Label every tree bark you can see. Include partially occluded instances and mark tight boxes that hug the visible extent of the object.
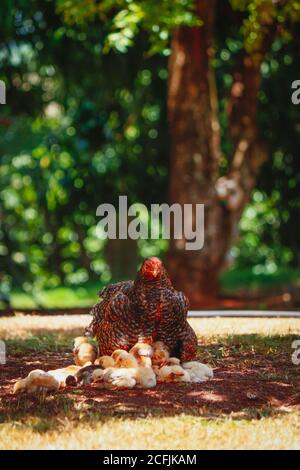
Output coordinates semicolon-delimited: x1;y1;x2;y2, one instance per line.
166;0;270;307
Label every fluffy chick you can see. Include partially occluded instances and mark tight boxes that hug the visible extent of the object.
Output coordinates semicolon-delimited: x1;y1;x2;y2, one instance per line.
102;367;136;389
92;368;105;383
152;341;170;365
182;361;213;383
73;336;97;366
75;364;103;385
13;370;59;394
129;342;153;367
155;365;190;383
13;378;27;394
94;355;115;368
102;365;156;389
134;366;156;388
48;365;81;387
165;357;180;366
111;349;139;368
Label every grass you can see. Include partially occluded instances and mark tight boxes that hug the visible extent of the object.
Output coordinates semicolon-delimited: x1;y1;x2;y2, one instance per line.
1;410;300;450
221;266;300;293
4;266;300;309
1;316;300;449
9;282;100;309
5;334;73;355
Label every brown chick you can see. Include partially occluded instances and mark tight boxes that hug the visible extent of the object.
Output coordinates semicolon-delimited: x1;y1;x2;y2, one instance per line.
74;364;104;385
73;336;97;366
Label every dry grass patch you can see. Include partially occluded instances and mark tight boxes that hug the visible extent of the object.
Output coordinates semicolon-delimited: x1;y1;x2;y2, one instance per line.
0;410;299;450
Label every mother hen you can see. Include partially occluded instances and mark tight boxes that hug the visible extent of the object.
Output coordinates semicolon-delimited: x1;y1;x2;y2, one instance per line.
86;257;198;361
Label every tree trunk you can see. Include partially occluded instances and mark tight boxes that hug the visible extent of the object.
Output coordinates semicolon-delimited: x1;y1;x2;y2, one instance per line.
167;0;225;306
166;0;269;307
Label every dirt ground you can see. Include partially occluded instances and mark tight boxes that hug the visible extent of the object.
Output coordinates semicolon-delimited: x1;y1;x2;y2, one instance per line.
1;348;299;415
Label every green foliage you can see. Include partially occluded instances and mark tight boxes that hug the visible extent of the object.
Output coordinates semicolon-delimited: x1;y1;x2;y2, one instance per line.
0;0;170;294
0;0;299;300
56;0;200;54
57;0;300;55
230;0;300;52
235;190;294;270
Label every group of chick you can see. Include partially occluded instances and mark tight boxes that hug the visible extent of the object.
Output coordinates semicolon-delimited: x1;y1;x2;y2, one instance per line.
13;336;213;394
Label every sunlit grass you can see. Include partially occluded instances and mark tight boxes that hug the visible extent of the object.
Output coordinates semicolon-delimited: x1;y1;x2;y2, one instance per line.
1;315;300;341
9;282;100;309
0;410;299;450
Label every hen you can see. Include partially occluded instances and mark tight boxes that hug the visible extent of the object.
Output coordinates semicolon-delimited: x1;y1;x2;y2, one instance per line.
86;257;198;361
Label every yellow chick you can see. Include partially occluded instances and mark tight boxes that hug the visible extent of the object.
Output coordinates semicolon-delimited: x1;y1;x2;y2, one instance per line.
48;365;81;387
111;349;139;368
14;370;60;394
73;336;97;366
94;355;115;368
152;341;170;365
182;361;214;383
134;366;156;389
155;365;190;383
26;370;60;392
102;367;136;389
13;378;27;394
129;342;153;367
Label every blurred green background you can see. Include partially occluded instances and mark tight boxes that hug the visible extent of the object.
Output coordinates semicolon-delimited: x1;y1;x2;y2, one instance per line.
0;0;300;309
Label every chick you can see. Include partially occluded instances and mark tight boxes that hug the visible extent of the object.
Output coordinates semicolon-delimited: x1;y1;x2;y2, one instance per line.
152;341;170;365
13;378;27;394
73;336;97;366
165;357;180;366
27;370;60;392
102;367;136;389
13;370;60;394
135;366;156;389
155;365;190;383
75;364;103;385
94;355;115;368
111;349;139;368
129;342;153;367
48;365;81;387
92;368;105;383
182;361;214;383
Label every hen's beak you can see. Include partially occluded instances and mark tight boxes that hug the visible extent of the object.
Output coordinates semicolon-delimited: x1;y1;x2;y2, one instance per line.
152;267;159;278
